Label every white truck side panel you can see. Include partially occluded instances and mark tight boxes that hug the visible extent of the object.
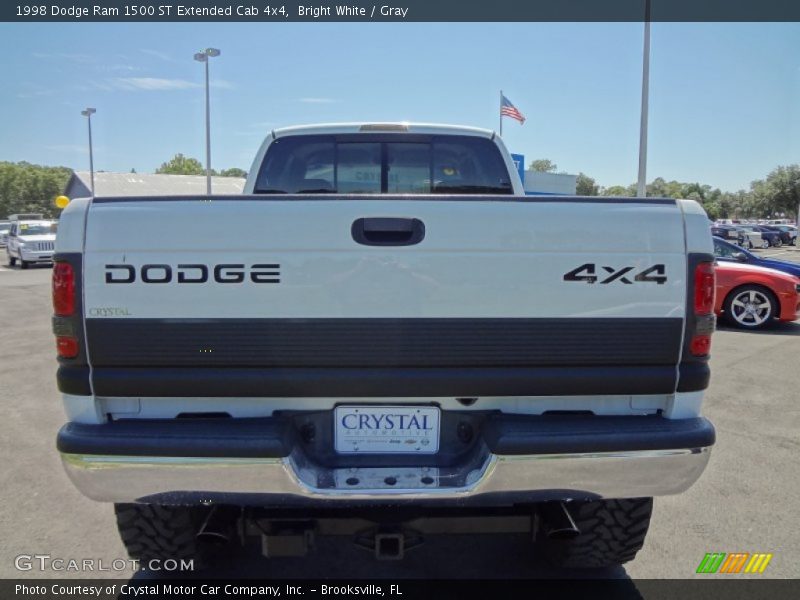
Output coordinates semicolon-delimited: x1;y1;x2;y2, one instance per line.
54;198;91;254
678;199;714;255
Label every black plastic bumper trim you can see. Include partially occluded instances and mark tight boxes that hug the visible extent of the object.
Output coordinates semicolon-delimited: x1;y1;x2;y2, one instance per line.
483;415;715;455
677;362;711;393
83;365;681;397
57;418;295;458
57;366;92;396
57;414;714;459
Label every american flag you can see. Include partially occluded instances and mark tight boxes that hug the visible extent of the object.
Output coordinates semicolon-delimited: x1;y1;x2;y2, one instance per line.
500;94;526;124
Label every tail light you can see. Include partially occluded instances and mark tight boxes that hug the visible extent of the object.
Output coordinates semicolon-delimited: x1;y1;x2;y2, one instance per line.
694;262;715;315
690;261;716;357
52;261;78;358
53;262;75;316
689;335;712;356
56;336;79;358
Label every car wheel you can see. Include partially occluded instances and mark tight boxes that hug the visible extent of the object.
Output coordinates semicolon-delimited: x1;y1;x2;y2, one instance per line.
773;238;782;248
19;258;29;270
761;239;770;249
723;286;777;329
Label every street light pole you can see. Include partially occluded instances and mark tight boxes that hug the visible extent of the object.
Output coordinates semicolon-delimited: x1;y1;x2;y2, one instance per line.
81;108;96;196
194;48;220;195
636;0;651;198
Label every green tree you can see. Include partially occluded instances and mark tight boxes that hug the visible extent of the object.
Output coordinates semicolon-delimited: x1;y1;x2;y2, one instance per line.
601;184;635;197
762;164;800;221
0;161;73;219
589;169;798;221
219;167;247;178
702;200;722;221
155;154;205;176
748;179;772;218
646;177;682;198
529;159;558;173
575;173;599;196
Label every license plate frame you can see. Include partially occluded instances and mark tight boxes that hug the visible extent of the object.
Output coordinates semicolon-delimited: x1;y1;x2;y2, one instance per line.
333;405;441;455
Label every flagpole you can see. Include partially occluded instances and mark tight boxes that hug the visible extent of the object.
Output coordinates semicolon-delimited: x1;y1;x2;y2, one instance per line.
499;90;503;137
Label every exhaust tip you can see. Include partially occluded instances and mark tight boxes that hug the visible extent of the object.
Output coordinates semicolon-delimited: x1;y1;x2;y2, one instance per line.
538;502;581;540
196;530;231;545
545;527;581;541
196;505;238;545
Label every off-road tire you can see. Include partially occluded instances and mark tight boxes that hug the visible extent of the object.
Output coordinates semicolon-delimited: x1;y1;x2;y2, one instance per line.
114;504;205;567
537;498;653;569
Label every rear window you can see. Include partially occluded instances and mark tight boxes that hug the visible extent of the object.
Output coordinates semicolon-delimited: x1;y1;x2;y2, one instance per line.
254;134;513;195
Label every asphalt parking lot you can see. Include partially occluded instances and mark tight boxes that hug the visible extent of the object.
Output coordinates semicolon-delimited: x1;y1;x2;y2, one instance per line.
0;251;798;580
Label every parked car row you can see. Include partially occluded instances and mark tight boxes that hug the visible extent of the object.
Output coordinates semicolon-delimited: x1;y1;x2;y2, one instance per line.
713;237;800;329
711;221;797;249
0;220;10;248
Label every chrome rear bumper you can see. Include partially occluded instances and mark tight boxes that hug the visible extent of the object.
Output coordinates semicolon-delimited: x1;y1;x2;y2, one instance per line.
60;446;712;504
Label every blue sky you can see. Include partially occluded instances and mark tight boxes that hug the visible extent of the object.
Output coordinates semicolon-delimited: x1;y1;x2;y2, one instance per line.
1;22;798;190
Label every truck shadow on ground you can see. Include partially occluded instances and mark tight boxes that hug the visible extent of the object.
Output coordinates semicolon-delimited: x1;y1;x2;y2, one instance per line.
133;533;639;586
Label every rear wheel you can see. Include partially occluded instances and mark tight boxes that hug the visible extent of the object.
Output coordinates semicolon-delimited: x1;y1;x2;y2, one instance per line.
723;285;777;329
115;504;207;568
536;498;653;569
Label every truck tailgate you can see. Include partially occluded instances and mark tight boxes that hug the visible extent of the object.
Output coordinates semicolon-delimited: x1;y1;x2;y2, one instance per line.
76;195;689;397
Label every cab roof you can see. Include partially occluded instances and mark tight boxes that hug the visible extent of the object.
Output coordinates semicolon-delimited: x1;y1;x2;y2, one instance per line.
271;122;496;139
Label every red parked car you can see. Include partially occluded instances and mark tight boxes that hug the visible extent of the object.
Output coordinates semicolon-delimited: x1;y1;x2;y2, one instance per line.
714;262;800;329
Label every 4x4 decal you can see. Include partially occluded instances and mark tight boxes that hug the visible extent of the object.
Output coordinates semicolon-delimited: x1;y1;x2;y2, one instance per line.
563;263;667;285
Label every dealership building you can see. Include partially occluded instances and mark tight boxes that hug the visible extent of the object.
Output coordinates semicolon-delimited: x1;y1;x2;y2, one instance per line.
64;171;245;199
63;165;574;198
509;154;577;195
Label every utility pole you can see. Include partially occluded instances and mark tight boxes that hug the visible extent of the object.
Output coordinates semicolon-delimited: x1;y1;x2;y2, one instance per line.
81;108;96;196
194;48;221;195
636;0;651;198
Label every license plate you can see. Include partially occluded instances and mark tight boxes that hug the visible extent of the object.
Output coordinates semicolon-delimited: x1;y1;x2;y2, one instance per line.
334;406;440;454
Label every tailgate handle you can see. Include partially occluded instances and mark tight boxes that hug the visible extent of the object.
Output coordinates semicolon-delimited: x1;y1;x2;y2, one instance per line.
351;217;425;246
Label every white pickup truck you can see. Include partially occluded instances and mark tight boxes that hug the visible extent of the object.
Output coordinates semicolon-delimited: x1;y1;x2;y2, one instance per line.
53;123;716;569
